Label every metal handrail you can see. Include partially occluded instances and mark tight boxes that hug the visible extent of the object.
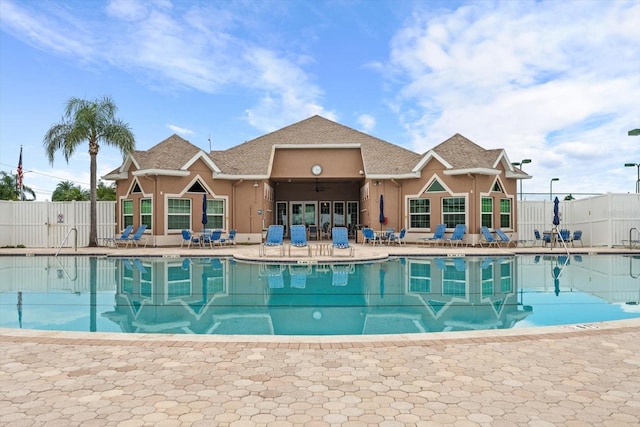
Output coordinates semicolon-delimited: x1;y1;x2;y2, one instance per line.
628;228;639;249
55;227;78;257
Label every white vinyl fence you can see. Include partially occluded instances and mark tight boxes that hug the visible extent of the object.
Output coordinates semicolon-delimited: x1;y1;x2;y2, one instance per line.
517;193;640;247
1;194;639;248
0;201;116;248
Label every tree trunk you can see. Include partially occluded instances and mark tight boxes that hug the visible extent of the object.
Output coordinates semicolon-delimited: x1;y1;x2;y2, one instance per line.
89;152;98;247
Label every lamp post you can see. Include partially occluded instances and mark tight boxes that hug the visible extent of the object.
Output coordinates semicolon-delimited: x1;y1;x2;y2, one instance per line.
549;178;559;201
625;163;640;193
511;159;532;200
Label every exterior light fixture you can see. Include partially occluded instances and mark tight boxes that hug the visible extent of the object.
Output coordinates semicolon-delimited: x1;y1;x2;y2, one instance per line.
624;163;640;193
549;177;559;200
512;159;532;200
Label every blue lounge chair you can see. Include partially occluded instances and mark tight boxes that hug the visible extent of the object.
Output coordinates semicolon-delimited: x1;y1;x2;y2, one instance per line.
417;223;446;247
125;224;148;248
260;225;284;256
445;224;466;247
108;225;134;247
331;227;354;256
479;226;498;247
495;228;517;247
288;225;311;256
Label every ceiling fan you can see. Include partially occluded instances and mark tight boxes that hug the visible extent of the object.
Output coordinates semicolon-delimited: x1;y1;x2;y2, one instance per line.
314;178;326;192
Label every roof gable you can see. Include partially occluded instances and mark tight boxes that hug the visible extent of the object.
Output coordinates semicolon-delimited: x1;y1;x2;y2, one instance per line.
214;115;421;176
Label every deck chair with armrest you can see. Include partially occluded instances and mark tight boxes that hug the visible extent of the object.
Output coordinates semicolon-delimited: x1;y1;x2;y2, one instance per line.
288;224;311;256
107;225;134;247
445;224;467;247
494;228;517;247
125;224;148;248
361;227;381;246
570;230;583;247
388;228;406;245
479;226;498;247
260;225;285;256
331;227;354;257
417;223;446;247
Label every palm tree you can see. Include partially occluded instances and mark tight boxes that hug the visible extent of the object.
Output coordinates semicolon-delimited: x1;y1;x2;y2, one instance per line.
97;180;116;201
0;171;36;201
43;96;135;246
52;180;90;201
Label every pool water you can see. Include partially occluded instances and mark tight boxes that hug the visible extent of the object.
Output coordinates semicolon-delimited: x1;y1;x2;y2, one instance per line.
1;255;639;335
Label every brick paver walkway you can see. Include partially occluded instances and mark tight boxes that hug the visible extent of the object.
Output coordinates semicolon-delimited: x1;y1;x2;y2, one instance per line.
2;320;639;426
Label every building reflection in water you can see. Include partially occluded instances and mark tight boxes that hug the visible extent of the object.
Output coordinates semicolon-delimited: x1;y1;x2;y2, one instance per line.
103;256;533;335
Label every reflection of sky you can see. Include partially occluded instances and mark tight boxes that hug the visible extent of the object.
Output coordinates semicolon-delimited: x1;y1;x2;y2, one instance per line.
0;291;121;332
513;289;640;328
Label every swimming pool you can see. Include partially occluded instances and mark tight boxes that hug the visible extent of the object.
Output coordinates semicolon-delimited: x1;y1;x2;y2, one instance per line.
1;255;639;335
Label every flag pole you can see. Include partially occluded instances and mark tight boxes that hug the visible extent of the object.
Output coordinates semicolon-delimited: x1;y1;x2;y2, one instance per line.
17;145;24;201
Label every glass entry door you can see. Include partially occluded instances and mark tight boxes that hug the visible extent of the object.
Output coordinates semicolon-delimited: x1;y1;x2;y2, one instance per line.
290;201;317;229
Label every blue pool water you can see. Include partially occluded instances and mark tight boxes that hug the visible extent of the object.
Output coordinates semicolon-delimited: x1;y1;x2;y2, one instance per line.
1;255;638;335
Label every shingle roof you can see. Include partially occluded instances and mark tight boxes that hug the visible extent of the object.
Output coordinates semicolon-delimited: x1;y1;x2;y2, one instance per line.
119;116;507;178
431;133;503;170
212;115;421;175
132;134;201;170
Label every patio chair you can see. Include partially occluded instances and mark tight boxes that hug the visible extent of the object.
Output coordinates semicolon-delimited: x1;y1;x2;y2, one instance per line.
203;229;223;248
260;225;284;256
181;229;200;248
260;264;285;288
417;223;446;247
220;229;236;246
331;227;354;256
388;228;406;245
532;229;544;247
123;224;147;247
570;230;583;247
479;226;498;247
494;228;517;247
361;227;381;246
288;224;311;256
308;225;319;240
108;225;134;247
559;229;571;244
445;224;466;247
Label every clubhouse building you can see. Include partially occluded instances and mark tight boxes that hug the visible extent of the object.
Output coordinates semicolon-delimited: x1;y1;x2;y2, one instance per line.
103;115;529;246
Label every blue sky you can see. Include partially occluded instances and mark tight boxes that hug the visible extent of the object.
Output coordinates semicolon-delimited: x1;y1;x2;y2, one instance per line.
0;0;638;201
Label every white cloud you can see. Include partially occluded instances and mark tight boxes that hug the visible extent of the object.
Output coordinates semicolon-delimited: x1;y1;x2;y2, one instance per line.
1;0;330;133
356;114;376;133
167;124;194;135
386;0;640;195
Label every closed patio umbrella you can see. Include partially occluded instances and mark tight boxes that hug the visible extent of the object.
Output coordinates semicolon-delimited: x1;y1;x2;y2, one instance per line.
202;194;208;230
552;197;560;227
379;194;385;231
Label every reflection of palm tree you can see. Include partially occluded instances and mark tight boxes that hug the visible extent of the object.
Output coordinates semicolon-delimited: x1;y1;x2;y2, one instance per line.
17;291;23;328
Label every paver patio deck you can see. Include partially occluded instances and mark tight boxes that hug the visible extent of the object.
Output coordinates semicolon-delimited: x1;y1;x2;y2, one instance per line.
2;243;639;426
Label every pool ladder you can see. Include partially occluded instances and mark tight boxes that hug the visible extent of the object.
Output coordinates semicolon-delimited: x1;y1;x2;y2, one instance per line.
55;227;78;257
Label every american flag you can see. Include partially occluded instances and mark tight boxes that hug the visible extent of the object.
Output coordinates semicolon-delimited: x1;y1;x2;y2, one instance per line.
17;146;23;193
